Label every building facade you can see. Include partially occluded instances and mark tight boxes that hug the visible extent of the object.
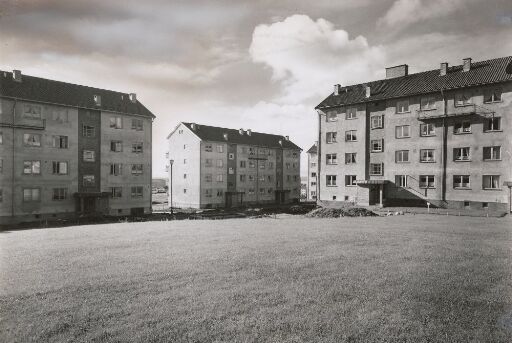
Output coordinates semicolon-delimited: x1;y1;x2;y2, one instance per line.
0;70;155;224
306;143;318;200
166;122;301;208
315;56;512;212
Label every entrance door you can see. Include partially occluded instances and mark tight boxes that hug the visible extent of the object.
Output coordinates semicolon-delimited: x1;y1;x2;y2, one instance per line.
369;186;379;205
83;198;96;214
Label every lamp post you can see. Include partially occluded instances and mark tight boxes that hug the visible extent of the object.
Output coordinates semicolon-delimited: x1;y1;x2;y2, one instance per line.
169;159;174;216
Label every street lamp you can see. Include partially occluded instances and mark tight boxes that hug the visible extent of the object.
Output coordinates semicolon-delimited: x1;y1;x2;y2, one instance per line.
169;159;174;216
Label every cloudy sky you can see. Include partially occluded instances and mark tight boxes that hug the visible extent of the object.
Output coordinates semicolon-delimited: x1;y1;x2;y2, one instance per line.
1;0;511;177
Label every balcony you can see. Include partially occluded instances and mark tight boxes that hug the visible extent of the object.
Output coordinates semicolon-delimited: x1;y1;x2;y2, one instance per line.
417;104;495;121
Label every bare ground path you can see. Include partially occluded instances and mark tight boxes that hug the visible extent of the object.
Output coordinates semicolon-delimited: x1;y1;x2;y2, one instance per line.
1;215;511;342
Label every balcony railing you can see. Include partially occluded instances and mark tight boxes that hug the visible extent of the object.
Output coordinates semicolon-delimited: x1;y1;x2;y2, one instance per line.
417;104;495;120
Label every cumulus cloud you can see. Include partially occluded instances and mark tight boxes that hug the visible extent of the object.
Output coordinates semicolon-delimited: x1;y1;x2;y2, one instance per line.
249;15;385;104
378;0;469;28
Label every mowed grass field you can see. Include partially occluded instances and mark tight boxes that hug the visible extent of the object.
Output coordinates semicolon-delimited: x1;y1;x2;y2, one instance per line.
1;215;512;342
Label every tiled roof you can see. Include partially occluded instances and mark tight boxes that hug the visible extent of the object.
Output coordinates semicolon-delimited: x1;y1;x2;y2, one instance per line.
316;56;512;109
306;143;317;154
182;122;301;150
0;70;155;118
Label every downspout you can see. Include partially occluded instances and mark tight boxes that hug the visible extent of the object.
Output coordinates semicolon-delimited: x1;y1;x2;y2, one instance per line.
441;89;447;204
11;99;17;218
317;110;322;202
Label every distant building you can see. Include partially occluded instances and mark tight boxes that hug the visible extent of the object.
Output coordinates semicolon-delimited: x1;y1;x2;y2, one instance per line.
306;143;318;200
0;70;155;224
166;122;301;208
315;56;512;211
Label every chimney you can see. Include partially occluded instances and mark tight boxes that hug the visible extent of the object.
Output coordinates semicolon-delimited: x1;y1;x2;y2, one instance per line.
334;84;341;96
239;128;244;135
190;123;196;130
440;62;448;76
284;135;289;140
12;70;22;82
246;129;252;136
278;139;283;146
129;93;137;103
365;85;371;98
462;58;472;72
223;133;228;140
93;95;101;106
385;64;408;79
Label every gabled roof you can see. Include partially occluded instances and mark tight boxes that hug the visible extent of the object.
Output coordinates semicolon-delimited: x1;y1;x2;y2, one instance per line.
0;70;155;118
316;56;512;109
181;122;301;150
306;143;317;154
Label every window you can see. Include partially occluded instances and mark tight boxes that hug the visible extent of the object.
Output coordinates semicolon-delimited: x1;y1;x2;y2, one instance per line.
396;99;409;113
420;96;436;110
216;145;224;153
454;121;471;134
292;151;298;158
205;174;212;182
228;153;234;160
131;164;143;175
285;162;291;169
455;92;472;106
420;149;435;163
395;125;410;138
483;146;501;161
419;175;435;189
420;123;435;137
23;188;40;202
52;109;68;122
83;175;95;187
326;132;337;143
131;186;143;197
183;189;187;194
345;175;357;186
228;168;234;175
326;111;338;122
249;161;255;168
260;163;265;170
248;175;255;182
453;175;470;189
205;159;213;167
52;161;68;175
83;125;95;137
370;115;383;129
345;130;357;141
395;150;409;163
132;142;143;153
110;116;122;129
483;88;501;103
205;189;212;198
239;160;246;168
248;188;255;195
268;162;274;169
326;175;337;186
249;147;255;156
454;147;470;161
83;150;95;162
183;159;187;164
23;133;41;147
0;132;2;144
345;153;356;164
311;162;316;167
205;144;213;152
239;174;246;182
395;175;407;188
482;175;500;190
131;119;143;131
111;187;123;198
258;187;265;195
23;160;41;174
52;135;68;149
311;172;317;177
110;140;123;152
267;175;273;182
371;139;383;152
23;104;41;119
216;159;223;168
217;189;224;197
326;154;337;165
370;163;383;176
346;107;357;119
484;117;501;131
110;163;123;176
216;174;223;182
52;188;67;200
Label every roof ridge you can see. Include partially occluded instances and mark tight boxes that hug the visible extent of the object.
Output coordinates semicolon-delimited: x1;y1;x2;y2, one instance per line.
182;122;288;138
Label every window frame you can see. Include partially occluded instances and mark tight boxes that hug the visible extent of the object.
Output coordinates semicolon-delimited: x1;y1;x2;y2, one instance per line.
420;95;436;111
420;123;435;137
419;149;435;163
395;150;409;163
23;160;41;175
396;99;410;113
326;175;337;187
23;187;41;202
369;163;383;176
326;132;337;143
371;139;383;152
345;107;357;120
345;175;357;187
345;153;356;164
109;116;123;129
345;130;357;142
454;147;470;162
453;121;471;134
419;175;435;189
484;117;501;132
483;88;502;103
453;175;470;189
482;175;500;190
52;188;68;201
395;125;411;139
483;146;501;161
326;153;338;165
370;115;383;129
23;133;42;147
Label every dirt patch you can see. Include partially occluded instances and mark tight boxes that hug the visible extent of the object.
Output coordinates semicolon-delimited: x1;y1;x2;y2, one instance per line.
306;207;378;218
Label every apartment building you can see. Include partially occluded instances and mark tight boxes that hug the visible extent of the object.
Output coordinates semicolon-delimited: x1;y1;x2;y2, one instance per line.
306;143;318;200
0;70;155;224
315;56;512;212
166;122;301;208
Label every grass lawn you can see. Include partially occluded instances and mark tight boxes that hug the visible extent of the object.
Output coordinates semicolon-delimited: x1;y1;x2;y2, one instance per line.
1;215;512;342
